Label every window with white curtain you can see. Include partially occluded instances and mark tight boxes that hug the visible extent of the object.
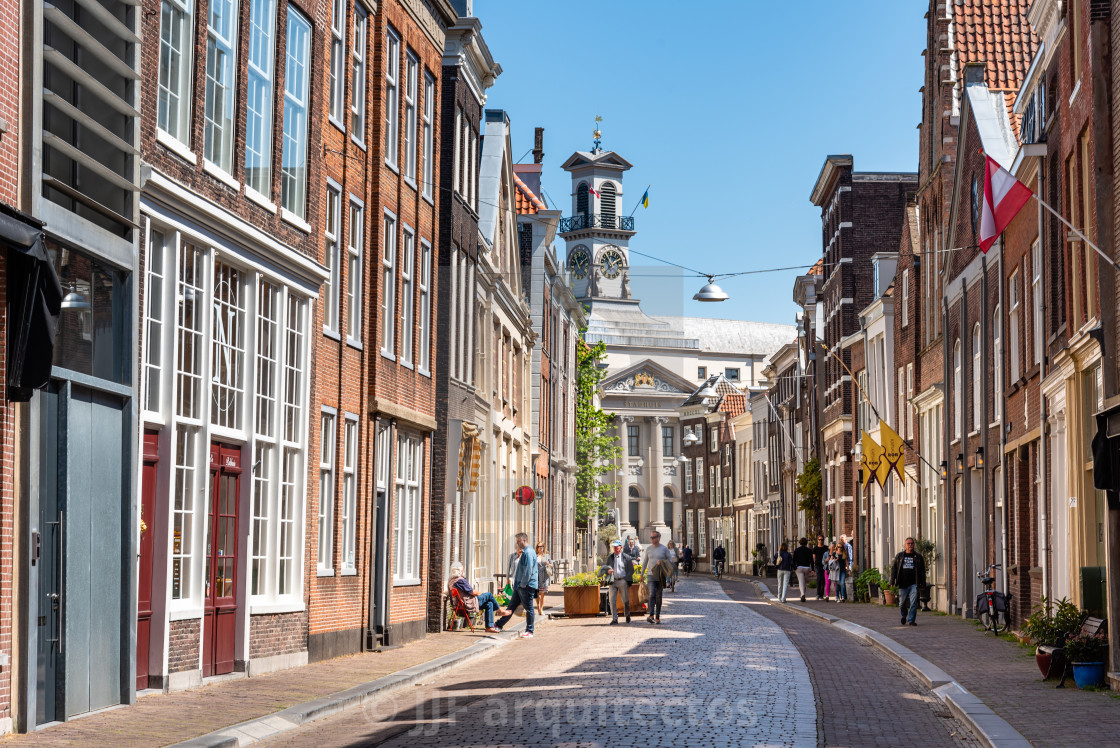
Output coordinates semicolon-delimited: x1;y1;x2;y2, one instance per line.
350;5;367;143
245;0;276;197
204;0;238;173
953;339;962;440
404;52;418;182
384;27;400;168
281;8;311;219
323;183;341;334
1009;270;1021;382
318;409;337;573
158;0;194;144
422;73;434;199
328;0;344;126
381;211;396;355
341;416;358;572
347;198;364;343
400;226;415;366
418;239;431;372
394;432;423;584
972;323;981;430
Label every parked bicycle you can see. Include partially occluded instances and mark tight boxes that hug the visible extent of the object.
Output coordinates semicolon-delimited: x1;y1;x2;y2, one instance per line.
976;563;1012;634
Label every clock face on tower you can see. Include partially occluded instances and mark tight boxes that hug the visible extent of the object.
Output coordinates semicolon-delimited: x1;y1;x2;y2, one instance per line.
601;248;624;279
568;248;591;279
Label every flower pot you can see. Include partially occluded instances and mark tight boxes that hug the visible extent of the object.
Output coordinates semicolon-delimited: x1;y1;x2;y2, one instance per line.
883;590;898;606
563;586;601;617
1035;648;1055;679
1072;661;1107;689
629;584;645;612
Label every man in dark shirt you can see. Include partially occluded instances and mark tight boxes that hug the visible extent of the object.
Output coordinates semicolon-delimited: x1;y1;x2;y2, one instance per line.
890;537;927;626
791;537;815;602
811;535;828;600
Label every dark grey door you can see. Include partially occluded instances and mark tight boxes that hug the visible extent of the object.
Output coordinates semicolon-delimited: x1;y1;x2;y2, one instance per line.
34;382;127;724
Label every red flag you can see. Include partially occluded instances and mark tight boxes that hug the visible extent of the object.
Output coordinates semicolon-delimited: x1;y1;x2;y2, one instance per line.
979;154;1033;253
588;185;600;198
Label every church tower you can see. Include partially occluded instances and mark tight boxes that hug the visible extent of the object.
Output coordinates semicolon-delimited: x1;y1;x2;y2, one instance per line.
559;128;636;305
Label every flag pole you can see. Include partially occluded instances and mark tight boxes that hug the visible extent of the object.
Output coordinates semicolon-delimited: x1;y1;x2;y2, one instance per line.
629;184;651;217
1031;194;1120;272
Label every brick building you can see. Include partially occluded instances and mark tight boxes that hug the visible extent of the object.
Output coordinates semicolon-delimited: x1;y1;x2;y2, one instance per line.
426;3;499;631
137;0;329;691
809;156;916;568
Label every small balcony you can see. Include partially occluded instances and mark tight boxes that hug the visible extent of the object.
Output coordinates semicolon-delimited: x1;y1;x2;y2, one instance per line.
558;213;635;234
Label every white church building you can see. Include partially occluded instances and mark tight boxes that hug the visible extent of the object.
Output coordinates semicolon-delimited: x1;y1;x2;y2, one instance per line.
558;140;794;544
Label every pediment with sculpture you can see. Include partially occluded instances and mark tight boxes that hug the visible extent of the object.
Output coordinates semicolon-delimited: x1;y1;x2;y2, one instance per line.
600;360;695;396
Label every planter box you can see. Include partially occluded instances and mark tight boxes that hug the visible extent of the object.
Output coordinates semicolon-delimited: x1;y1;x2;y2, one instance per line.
1073;662;1107;689
563;586;601;617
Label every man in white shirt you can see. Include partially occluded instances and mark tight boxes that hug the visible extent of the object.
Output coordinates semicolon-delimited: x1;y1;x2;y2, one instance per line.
602;540;634;624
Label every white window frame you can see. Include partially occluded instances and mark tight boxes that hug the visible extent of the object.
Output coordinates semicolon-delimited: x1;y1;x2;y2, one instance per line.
318;408;337;575
906;363;914;438
901;268;909;327
1031;241;1042;367
346;197;364;345
1009;270;1021;383
350;4;368;145
993;306;1002;421
157;0;195;148
403;52;418;184
245;0;276;200
203;0;239;176
697;509;707;553
953;338;962;440
384;27;400;170
400;225;415;367
144;229;168;417
422;73;434;200
684;459;693;493
341;414;359;573
381;210;397;356
695;457;704;492
452;108;461;195
418;238;431;373
323;182;341;335
972;323;981;430
211;261;247;430
280;8;312;222
328;0;345;128
393;432;423;585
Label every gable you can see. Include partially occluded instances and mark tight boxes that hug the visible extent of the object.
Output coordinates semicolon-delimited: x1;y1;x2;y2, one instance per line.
601;358;696;396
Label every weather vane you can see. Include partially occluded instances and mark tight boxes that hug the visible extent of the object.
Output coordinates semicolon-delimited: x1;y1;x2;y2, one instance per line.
592;115;602;152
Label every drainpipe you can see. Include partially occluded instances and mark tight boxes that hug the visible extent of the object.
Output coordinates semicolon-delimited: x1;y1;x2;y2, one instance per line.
981;253;992;591
961;277;973;617
998;244;1009;594
943;296;954;612
1037;158;1049;607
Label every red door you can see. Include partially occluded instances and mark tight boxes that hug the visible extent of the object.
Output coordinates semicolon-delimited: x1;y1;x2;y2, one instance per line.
202;443;240;677
137;430;159;690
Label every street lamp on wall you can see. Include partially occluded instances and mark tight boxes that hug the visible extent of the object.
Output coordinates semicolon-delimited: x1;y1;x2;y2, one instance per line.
683;432;699;447
975;446;984;469
939;461;948;480
956;453;964;473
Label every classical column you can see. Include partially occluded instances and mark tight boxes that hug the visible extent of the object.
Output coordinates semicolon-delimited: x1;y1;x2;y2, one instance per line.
645;416;671;542
617;416;635;540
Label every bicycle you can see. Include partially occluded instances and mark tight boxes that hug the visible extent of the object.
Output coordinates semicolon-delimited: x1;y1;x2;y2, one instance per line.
714;559;725;580
976;563;1012;634
682;558;693;577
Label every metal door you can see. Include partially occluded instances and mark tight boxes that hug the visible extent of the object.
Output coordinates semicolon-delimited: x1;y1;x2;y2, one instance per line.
137;430;159;690
203;443;240;677
34;384;61;725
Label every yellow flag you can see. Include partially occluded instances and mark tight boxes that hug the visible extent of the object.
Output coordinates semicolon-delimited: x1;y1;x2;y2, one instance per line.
861;432;885;488
880;422;906;485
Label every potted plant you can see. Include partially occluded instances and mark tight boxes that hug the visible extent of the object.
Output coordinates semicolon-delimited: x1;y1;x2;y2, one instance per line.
855;568;882;603
751;549;760;576
882;581;899;606
629;563;646;611
563;572;603;617
1065;632;1109;688
1024;597;1084;678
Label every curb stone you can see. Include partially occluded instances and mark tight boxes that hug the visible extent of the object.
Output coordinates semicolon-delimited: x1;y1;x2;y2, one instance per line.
750;579;1029;748
169;613;543;748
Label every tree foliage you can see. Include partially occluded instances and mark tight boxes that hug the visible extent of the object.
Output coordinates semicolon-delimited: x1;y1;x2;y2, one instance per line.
575;335;622;526
796;457;822;516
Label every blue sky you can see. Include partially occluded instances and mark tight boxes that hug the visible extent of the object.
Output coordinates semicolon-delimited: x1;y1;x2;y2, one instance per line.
480;1;926;324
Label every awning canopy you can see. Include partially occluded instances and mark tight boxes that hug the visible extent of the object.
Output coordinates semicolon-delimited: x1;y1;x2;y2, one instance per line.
0;206;62;401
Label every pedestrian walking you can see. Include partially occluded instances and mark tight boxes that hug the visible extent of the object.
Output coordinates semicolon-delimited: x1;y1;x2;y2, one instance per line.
534;542;554;616
666;541;680;585
841;534;854;570
681;543;693;575
640;531;673;623
889;537;926;626
712;543;726;576
812;535;828;600
834;545;850;602
624;536;641;563
601;540;634;624
792;537;815;602
495;532;539;637
774;542;794;603
823;543;837;599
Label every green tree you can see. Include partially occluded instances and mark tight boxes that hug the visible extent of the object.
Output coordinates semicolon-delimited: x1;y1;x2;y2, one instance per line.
796;457;822;532
575;336;622;526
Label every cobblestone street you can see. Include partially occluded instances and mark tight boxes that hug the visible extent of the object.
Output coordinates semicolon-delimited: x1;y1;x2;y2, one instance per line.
256;578;979;747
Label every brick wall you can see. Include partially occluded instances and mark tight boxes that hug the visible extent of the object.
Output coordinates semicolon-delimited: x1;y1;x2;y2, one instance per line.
0;0;16;721
168;619;201;673
249;611;308;659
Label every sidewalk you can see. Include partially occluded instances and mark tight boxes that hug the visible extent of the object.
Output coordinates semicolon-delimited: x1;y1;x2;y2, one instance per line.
749;576;1120;748
2;589;562;747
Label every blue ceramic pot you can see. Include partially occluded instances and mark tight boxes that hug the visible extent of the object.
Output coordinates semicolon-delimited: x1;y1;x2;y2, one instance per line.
1072;661;1107;689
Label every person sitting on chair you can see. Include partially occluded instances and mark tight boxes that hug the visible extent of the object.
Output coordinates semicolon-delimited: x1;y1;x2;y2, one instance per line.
448;563;509;633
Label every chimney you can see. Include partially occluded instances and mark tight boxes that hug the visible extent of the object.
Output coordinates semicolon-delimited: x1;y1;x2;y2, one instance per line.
533;127;545;164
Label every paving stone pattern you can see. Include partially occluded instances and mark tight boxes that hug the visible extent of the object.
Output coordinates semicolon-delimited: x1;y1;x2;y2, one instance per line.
260;578;818;747
720;578;984;748
780;593;1120;748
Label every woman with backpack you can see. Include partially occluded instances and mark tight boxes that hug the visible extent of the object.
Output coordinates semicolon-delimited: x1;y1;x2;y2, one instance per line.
774;542;795;603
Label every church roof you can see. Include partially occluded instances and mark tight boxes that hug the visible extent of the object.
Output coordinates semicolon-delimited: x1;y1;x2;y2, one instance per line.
951;0;1037;93
672;317;797;357
560;149;634;172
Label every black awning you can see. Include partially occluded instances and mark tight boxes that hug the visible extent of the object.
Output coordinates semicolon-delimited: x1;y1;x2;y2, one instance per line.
0;207;62;401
